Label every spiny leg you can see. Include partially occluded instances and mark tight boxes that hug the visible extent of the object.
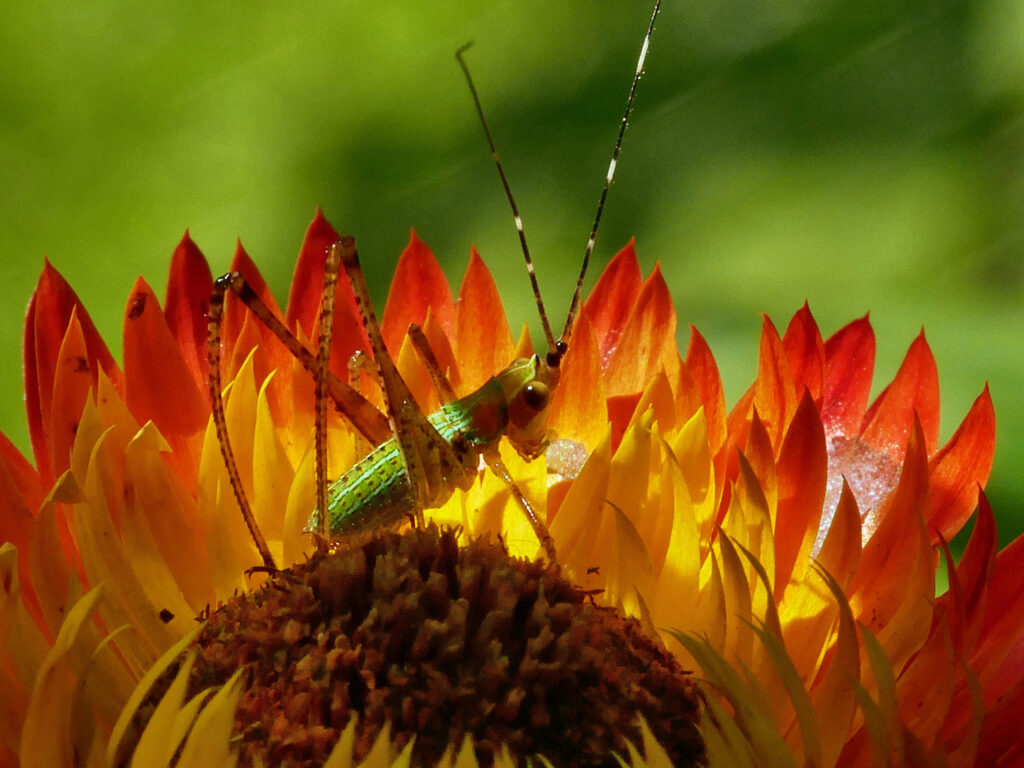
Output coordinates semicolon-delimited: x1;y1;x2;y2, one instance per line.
333;237;466;527
483;449;557;563
213;271;390;445
314;243;341;537
408;323;457;404
208;280;277;570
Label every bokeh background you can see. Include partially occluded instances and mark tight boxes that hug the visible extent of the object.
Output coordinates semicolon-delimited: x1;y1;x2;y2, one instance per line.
2;2;1022;547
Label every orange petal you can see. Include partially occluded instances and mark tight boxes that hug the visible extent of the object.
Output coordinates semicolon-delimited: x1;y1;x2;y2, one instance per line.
550;309;607;453
774;391;827;594
123;278;209;488
822;315;874;439
454;248;514;392
604;263;678;399
163;231;212;396
781;303;825;405
926;385;995;542
684;327;728;495
860;331;940;461
815;480;862;592
851;418;934;673
582;239;642;365
944;493;997;655
25;260;123;485
808;566;860;768
381;229;455;355
46;309;93;481
750;315;797;450
284;208;340;338
224;241;282;354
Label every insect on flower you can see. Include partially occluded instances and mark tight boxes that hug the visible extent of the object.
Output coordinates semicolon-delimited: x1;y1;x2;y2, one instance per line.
206;2;662;572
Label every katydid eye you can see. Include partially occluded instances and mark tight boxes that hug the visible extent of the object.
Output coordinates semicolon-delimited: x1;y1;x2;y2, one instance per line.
522;382;549;411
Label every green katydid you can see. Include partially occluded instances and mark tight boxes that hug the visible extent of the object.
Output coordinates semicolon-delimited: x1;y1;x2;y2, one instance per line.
206;2;661;572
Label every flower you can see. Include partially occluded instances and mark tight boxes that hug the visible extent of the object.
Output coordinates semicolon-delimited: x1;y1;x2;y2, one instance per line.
0;210;1020;767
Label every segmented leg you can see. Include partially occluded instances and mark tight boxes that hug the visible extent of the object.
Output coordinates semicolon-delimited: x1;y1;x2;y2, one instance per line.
333;238;477;526
314;243;341;537
482;449;558;563
347;349;375;391
208;279;277;570
408;323;457;403
212;272;390;445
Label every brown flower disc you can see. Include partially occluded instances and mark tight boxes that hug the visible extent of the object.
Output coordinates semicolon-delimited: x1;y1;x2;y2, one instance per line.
187;525;706;767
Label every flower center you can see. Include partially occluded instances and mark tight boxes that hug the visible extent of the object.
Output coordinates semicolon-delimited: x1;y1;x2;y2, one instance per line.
180;526;706;767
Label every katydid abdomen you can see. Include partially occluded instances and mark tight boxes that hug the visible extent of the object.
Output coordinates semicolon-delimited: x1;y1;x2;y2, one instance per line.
308;374;517;534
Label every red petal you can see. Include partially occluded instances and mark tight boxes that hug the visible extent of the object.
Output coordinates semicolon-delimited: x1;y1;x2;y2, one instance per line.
822;315;874;439
940;494;997;656
25;260;123;485
774;391;827;594
582;240;642;366
224;242;283;354
47;309;94;478
781;303;824;404
604;263;677;398
750;315;797;450
454;248;514;392
285;208;340;339
0;434;44;629
926;385;996;542
684;327;727;464
223;242;298;423
0;432;39;556
860;331;940;461
163;231;213;398
381;229;456;355
280;212;371;382
550;309;608;452
850;417;933;669
123;278;209;484
978;531;1024;645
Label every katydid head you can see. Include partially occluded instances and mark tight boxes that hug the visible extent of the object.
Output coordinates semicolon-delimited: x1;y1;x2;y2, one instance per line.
495;352;562;460
457;2;658;451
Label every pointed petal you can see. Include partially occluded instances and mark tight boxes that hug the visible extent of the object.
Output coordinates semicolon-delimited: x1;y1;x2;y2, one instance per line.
604;264;678;398
163;231;213;395
381;229;455;354
19;586;105;768
774;392;827;593
815;480;862;591
46;308;93;482
822;315;874;439
454;248;514;392
123;277;208;476
285;209;340;338
549;310;607;453
750;315;797;450
926;385;995;542
25;261;123;484
850;418;934;673
860;331;940;460
582;240;642;365
781;303;825;404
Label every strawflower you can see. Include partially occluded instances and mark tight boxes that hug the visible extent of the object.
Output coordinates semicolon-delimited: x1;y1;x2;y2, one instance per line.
0;210;1019;767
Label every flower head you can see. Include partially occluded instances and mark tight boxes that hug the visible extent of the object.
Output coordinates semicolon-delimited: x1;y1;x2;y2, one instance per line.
0;211;1020;767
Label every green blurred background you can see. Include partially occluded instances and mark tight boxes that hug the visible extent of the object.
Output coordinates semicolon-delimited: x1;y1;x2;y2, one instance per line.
2;2;1022;545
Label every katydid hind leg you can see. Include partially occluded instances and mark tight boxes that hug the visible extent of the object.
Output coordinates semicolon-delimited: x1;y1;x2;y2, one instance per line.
333;238;475;517
208;276;277;570
314;240;341;537
408;323;458;404
213;270;390;445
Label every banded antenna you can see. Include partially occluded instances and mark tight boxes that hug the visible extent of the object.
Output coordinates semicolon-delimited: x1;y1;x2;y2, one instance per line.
456;1;661;358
